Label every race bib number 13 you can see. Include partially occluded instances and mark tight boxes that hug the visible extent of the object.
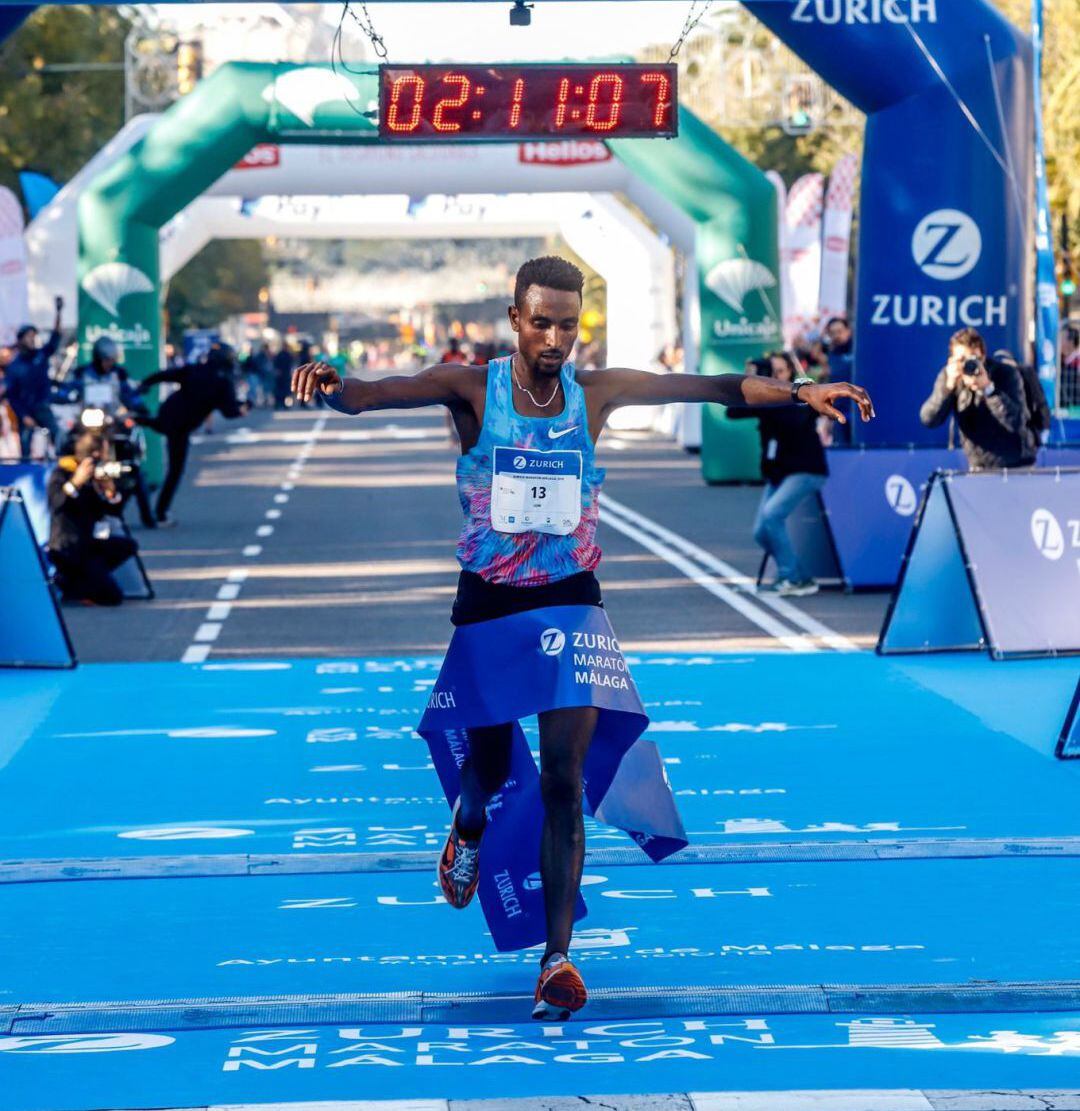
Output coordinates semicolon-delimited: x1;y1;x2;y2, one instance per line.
492;447;583;536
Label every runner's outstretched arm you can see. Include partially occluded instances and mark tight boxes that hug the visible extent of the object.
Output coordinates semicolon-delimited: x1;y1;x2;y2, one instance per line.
597;369;875;425
291;362;472;414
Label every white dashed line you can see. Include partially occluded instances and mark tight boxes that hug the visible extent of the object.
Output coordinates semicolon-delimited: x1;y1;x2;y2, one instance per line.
180;416;323;665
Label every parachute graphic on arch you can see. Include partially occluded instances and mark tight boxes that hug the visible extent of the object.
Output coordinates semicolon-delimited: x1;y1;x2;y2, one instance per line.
81;262;154;318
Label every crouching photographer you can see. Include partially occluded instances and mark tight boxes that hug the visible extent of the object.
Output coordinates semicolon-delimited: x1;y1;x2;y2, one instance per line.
919;327;1037;471
48;430;138;606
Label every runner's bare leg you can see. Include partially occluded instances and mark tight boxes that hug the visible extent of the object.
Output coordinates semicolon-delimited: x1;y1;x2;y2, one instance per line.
538;705;599;962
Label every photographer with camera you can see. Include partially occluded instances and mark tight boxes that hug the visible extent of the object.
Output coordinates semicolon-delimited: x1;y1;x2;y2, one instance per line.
920;327;1036;471
67;338;157;529
47;429;138;606
729;351;829;597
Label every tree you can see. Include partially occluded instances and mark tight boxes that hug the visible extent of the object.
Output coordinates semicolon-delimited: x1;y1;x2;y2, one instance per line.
165;240;269;343
0;6;129;205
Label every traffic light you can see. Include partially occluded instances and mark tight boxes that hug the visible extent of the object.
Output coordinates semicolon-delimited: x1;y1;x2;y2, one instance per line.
1061;214;1076;300
782;75;815;136
176;41;203;96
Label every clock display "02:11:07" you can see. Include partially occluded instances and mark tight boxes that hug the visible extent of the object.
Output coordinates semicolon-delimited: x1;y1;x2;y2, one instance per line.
378;64;678;141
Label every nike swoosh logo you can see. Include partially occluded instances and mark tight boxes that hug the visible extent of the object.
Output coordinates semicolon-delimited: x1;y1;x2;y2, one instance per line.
548;426;578;440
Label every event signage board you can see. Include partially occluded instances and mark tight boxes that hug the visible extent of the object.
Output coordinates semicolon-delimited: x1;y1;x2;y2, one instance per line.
879;469;1080;659
0;489;75;669
821;446;964;589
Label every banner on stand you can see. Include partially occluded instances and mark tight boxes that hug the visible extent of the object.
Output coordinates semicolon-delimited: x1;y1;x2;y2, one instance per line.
879;469;1080;660
0;489;76;669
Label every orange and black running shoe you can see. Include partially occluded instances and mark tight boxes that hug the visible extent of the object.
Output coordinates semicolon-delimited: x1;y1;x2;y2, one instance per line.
532;954;588;1020
437;798;482;909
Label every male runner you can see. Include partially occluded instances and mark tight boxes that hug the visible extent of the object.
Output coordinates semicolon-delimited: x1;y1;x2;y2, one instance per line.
293;256;874;1019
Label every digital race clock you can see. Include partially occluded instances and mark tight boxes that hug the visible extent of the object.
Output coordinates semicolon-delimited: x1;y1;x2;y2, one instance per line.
378;64;678;142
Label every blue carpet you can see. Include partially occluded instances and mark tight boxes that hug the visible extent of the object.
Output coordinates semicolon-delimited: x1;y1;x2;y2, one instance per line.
1;653;1077;861
2;651;1078;1109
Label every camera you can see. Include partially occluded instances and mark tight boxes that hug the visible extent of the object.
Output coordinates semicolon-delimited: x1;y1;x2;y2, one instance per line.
746;357;773;377
95;461;133;480
963;358;982;375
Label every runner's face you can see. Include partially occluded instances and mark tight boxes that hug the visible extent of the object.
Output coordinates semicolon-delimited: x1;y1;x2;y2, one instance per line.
509;285;580;378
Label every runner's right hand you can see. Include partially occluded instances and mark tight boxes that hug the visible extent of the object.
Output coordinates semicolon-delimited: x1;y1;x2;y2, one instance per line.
292;361;343;404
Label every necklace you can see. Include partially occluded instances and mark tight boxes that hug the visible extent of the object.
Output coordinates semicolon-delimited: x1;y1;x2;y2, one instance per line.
511;354;562;409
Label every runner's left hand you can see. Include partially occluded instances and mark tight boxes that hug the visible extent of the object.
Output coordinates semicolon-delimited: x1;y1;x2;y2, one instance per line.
801;382;875;424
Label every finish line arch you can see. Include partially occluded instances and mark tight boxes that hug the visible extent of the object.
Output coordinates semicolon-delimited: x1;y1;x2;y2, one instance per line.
77;62;775;480
161;191;681;434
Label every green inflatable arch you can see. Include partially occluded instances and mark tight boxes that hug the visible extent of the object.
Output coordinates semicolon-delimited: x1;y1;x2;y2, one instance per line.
78;62;779;482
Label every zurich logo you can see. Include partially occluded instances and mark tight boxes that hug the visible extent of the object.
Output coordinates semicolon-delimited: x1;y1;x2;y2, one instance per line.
884;474;917;517
0;1034;175;1054
513;455;528;470
912;210;982;281
539;628;565;656
1030;508;1065;560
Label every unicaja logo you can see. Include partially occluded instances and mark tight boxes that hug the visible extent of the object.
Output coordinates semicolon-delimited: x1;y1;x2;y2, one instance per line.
705;258;777;315
513;455;527;470
539;628;565;656
912;210;982;281
1030;508;1065;560
81;262;154;318
884;474;917;517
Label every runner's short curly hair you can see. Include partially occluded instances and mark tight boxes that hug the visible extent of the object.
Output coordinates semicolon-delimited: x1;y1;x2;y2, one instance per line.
514;255;584;308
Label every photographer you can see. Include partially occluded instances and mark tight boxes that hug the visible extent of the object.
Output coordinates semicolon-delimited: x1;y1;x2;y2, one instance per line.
730;351;828;597
920;328;1036;470
48;430;137;607
136;343;249;526
68;338;157;529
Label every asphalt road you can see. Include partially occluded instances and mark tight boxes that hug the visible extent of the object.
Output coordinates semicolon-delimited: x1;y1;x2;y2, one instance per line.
61;404;888;663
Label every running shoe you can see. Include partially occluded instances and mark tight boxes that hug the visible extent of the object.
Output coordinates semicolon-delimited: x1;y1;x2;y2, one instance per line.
532;954;588;1020
775;578;819;597
437;797;482;909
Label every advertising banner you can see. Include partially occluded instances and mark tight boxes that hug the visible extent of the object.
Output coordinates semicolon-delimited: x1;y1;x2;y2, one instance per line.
782;172;824;345
0;490;75;669
0;186;28;346
821;447;964;589
880;470;1080;659
818;154;857;326
1032;0;1059;407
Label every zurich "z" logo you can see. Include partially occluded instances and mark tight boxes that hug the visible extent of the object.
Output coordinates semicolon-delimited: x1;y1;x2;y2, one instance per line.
911;210;982;281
